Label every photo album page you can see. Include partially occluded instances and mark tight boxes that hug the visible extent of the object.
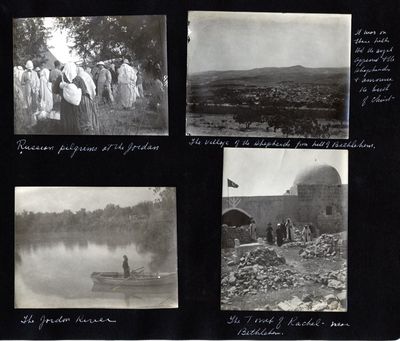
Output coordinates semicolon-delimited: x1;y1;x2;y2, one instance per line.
0;0;399;339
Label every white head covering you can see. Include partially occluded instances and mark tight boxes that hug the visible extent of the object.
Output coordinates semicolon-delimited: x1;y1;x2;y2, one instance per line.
40;68;50;80
97;61;105;66
63;62;78;83
25;60;33;70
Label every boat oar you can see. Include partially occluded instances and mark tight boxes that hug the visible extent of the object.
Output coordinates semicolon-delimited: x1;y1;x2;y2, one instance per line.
111;266;145;292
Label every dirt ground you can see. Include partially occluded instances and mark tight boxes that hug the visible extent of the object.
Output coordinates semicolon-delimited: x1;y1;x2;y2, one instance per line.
186;113;348;139
221;243;347;311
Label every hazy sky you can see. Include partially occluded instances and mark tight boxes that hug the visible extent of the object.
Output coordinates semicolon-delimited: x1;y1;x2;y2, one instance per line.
188;11;351;73
15;187;160;213
222;148;348;197
44;17;80;63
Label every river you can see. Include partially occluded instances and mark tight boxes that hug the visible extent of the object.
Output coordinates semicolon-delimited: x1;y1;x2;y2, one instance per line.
15;233;178;309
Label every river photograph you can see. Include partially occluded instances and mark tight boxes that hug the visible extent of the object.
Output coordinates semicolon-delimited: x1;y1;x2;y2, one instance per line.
15;186;178;309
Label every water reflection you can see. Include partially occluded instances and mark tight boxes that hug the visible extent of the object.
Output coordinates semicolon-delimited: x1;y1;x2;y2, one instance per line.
91;283;177;308
15;232;178;309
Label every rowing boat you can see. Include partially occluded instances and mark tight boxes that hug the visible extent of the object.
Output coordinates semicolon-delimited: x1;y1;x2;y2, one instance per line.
90;271;177;287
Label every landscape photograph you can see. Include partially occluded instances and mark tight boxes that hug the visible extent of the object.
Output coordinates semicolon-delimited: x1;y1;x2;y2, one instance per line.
15;187;177;309
187;12;351;138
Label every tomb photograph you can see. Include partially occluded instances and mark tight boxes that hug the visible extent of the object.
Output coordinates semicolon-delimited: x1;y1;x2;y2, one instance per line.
221;148;348;311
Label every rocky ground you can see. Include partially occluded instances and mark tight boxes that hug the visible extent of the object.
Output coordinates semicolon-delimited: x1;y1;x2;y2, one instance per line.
221;233;347;311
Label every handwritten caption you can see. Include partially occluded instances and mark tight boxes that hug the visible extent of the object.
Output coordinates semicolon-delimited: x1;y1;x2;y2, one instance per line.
227;314;350;336
16;139;159;158
354;28;395;107
188;137;375;150
20;314;116;331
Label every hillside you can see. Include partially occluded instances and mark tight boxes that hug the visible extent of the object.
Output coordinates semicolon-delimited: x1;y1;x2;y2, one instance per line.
188;65;350;87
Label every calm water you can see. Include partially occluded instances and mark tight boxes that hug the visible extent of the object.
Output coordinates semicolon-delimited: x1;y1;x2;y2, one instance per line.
15;233;178;309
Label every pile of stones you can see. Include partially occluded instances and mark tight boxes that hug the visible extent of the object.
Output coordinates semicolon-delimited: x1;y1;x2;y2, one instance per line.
221;247;305;298
299;234;340;259
314;265;347;290
277;292;346;311
239;247;286;267
221;265;303;298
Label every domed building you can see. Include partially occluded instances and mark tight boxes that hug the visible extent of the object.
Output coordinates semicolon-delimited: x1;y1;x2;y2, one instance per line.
290;165;342;194
222;164;348;240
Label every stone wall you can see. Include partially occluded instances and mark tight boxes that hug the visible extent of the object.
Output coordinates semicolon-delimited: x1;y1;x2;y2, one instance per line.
221;225;253;248
222;184;348;235
297;184;348;233
222;196;298;236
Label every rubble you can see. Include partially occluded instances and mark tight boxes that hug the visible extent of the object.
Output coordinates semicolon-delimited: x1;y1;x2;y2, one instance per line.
221;238;347;311
281;241;309;249
221;264;303;299
221;248;304;299
312;265;347;289
277;293;345;312
238;247;286;267
299;234;342;259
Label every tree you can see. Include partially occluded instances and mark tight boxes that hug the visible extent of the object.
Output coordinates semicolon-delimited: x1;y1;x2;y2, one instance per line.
233;110;264;130
13;18;50;67
56;16;166;77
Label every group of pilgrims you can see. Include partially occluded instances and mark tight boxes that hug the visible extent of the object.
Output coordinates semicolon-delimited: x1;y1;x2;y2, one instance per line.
265;218;317;247
14;58;147;134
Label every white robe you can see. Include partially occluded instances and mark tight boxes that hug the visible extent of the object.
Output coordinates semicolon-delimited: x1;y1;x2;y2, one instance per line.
118;63;137;108
39;68;53;113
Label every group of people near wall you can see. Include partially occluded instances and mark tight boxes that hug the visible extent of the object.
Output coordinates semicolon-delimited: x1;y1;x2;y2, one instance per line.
14;58;146;134
265;218;317;247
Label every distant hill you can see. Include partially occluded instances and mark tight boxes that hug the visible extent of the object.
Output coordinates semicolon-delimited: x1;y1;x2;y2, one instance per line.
188;65;350;87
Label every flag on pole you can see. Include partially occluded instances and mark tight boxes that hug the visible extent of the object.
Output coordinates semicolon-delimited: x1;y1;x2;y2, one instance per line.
227;179;239;188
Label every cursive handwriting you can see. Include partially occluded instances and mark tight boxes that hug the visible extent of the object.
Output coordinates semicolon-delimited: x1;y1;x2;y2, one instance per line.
226;314;351;336
16;140;160;158
188;137;375;150
38;315;70;331
331;321;350;327
353;28;395;107
20;314;116;331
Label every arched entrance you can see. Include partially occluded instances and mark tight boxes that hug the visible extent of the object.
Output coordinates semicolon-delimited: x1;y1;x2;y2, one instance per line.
222;207;252;227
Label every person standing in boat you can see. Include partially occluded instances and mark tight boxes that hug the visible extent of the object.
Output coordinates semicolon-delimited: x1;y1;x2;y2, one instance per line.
122;255;130;278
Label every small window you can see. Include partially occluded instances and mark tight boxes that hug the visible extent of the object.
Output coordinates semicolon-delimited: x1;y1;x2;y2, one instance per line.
326;206;333;215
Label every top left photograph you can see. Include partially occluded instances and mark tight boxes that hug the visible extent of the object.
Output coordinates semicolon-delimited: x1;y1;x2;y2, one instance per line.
13;15;168;135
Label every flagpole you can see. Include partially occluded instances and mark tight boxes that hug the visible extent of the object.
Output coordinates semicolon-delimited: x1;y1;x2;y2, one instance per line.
227;179;230;208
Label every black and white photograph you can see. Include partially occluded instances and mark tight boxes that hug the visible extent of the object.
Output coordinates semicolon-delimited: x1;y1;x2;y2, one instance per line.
13;16;168;135
15;187;178;309
221;148;348;311
187;12;351;138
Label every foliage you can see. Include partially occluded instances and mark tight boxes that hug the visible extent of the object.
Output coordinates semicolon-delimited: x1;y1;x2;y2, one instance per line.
15;188;177;270
233;110;265;129
56;16;166;77
13;18;50;67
